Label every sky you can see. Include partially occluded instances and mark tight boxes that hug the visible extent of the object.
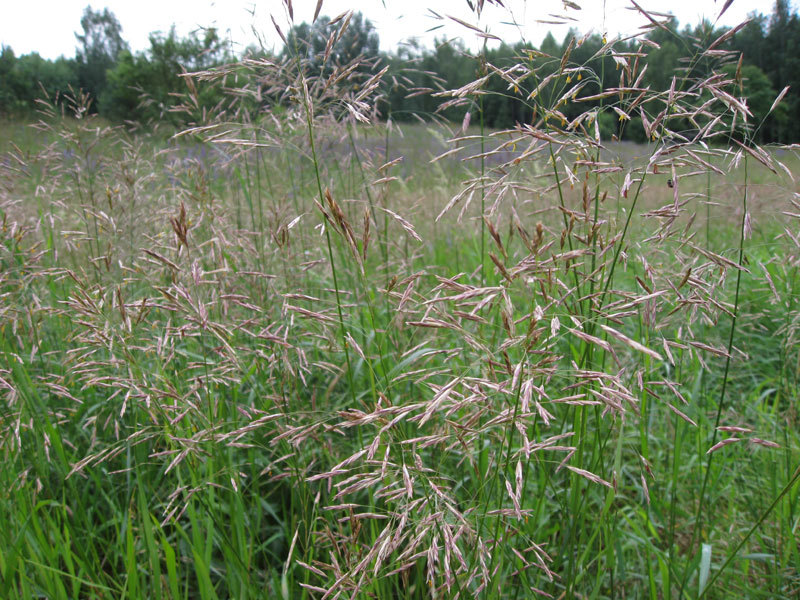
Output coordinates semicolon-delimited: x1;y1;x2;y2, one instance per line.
1;0;780;60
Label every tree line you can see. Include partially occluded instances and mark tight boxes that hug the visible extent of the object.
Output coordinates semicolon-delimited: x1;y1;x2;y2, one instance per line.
0;2;797;142
0;7;229;124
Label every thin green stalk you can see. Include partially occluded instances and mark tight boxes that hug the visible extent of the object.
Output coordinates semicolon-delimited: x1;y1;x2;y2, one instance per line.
484;352;528;594
706;170;712;249
698;463;800;598
478;46;487;290
679;155;750;597
300;80;357;411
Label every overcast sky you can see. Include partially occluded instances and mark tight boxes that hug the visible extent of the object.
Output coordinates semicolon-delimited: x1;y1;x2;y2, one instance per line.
1;0;781;60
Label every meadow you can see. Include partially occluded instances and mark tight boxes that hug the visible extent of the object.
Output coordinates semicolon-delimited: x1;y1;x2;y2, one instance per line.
1;7;800;599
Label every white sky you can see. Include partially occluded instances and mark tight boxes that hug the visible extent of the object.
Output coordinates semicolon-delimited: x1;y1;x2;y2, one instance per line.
1;0;779;60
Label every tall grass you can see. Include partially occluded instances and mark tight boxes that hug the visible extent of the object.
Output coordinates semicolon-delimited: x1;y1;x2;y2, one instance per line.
1;2;799;598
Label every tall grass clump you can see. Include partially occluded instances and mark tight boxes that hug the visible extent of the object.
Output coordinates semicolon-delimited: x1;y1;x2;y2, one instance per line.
1;1;799;598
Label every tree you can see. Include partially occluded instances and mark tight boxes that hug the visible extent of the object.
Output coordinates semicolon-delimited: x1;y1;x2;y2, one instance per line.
0;46;20;114
731;13;768;69
538;32;557;57
739;64;782;141
102;27;228;123
283;12;380;79
0;46;79;115
763;0;800;141
75;6;128;110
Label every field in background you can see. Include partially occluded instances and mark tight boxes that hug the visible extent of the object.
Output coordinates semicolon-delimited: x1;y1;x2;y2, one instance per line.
1;10;800;599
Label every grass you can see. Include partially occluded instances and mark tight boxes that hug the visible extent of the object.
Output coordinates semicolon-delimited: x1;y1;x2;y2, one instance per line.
1;4;800;599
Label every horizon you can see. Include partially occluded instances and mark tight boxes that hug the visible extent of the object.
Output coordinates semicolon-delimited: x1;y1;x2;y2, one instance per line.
1;0;778;61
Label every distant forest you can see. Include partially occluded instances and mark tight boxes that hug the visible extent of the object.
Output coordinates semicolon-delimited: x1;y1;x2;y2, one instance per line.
1;1;798;143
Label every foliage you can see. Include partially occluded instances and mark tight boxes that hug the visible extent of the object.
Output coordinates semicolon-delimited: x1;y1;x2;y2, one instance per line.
75;6;129;112
284;12;379;75
0;46;79;115
3;3;800;143
101;27;229;123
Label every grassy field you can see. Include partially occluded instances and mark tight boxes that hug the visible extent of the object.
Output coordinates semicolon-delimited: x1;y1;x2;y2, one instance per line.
1;15;800;600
